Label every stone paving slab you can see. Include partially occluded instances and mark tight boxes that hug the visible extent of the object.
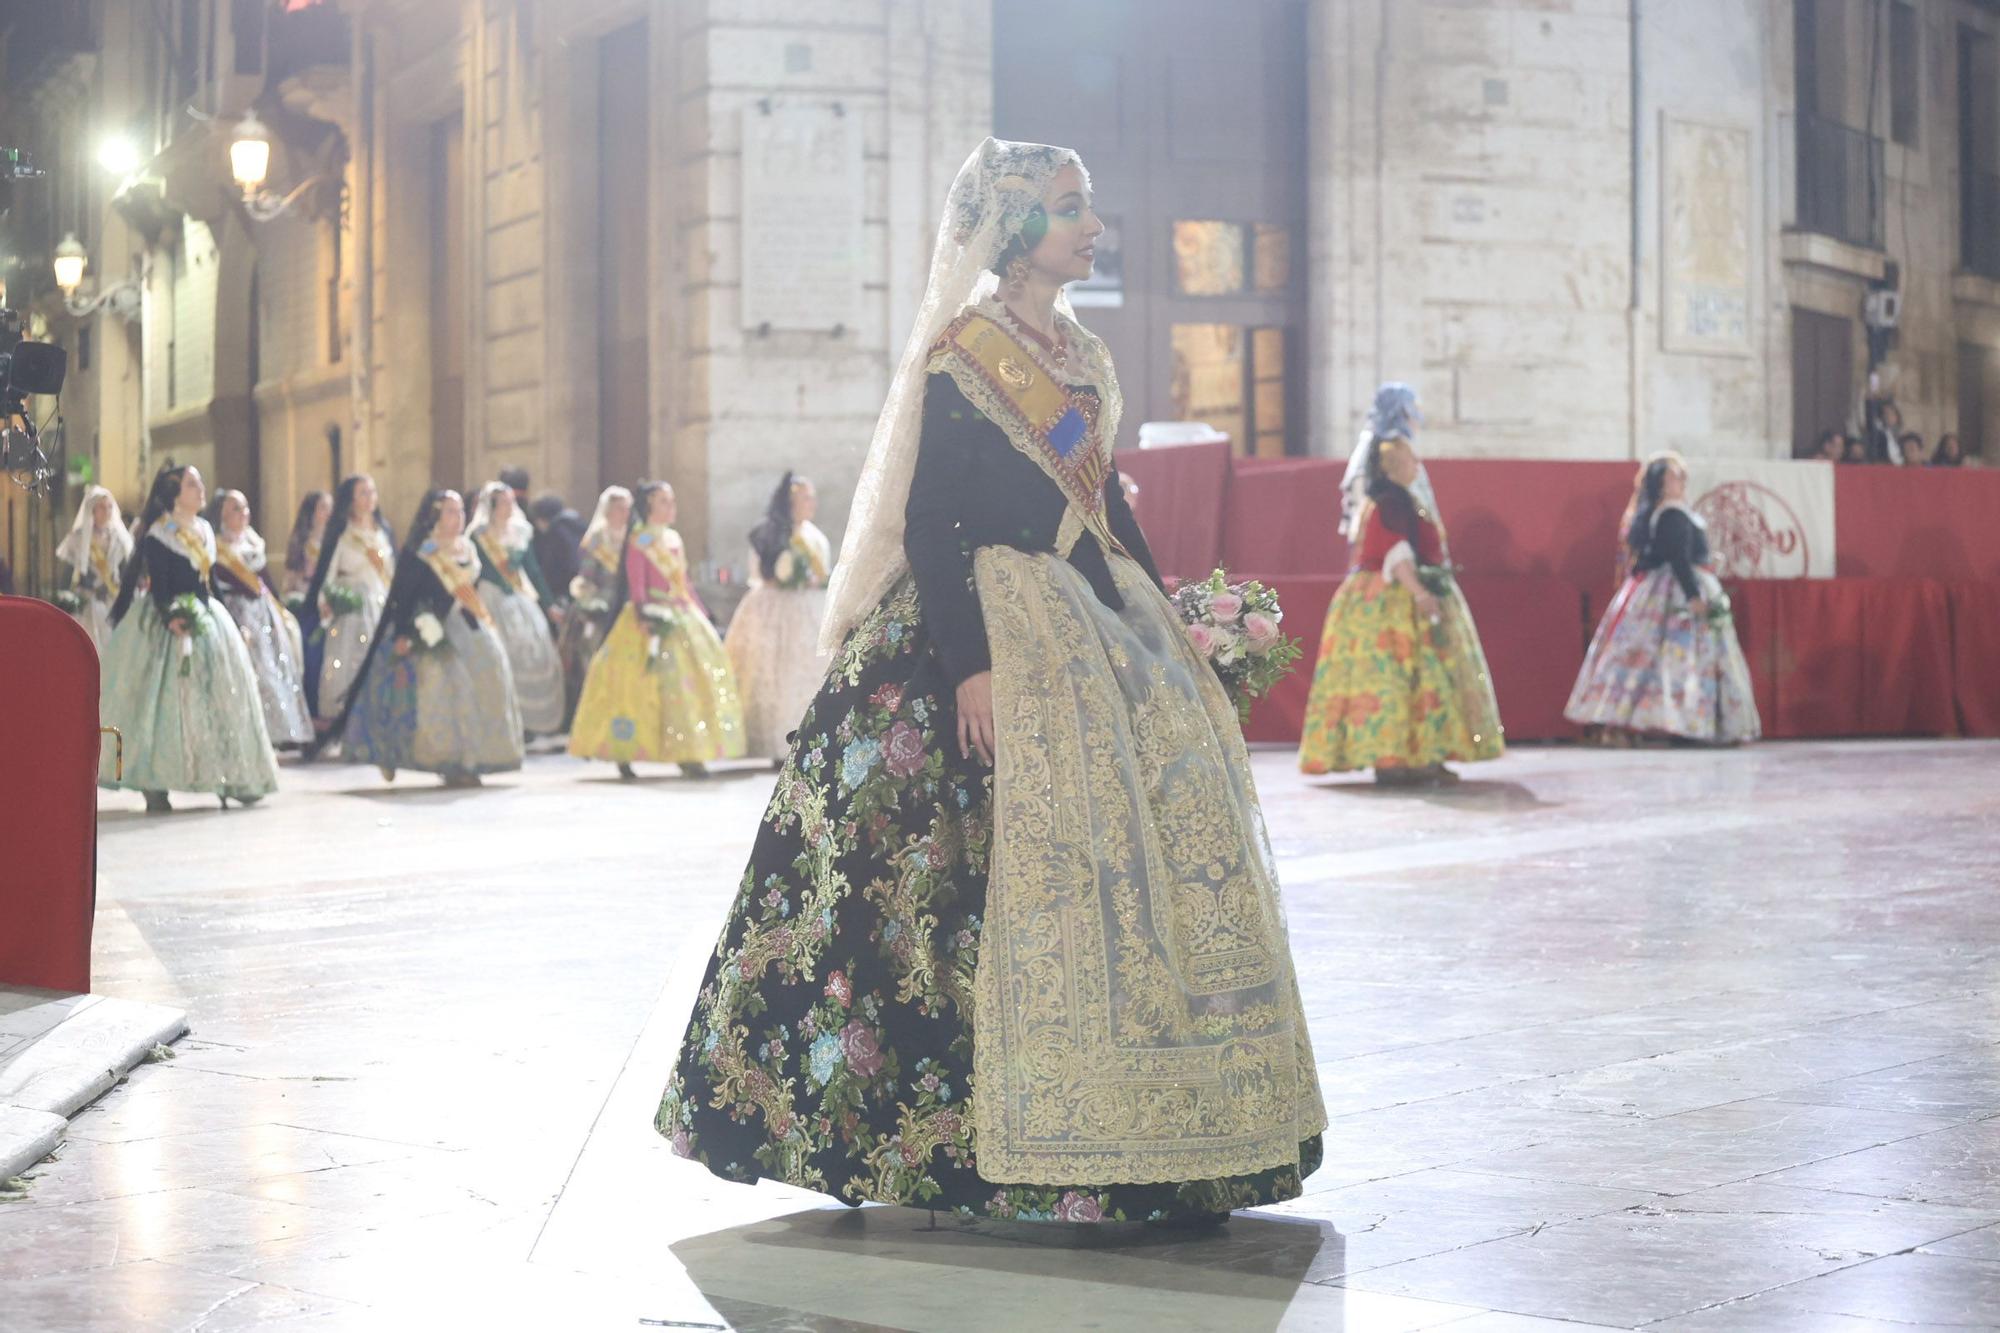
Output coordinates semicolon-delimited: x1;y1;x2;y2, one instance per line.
0;987;188;1180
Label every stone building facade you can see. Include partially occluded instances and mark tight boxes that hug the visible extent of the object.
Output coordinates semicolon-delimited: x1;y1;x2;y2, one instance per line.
5;0;1994;588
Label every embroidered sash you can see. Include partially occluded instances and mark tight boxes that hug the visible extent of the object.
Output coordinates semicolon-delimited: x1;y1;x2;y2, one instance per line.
154;519;215;579
474;529;536;601
634;526;689;603
214;541;273;601
348;527;391;585
588;536;623;576
90;539;120;600
422;542;492;626
791;528;829;586
927;310;1123;561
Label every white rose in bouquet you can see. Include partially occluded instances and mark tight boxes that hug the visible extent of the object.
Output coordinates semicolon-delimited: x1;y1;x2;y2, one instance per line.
413;611;446;648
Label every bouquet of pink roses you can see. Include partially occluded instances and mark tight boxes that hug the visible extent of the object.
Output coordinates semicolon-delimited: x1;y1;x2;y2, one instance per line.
1170;569;1303;724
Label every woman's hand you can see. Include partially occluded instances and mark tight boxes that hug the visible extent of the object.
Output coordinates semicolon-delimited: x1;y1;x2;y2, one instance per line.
1689;598;1708;620
393;636;413;657
167;620;187;637
1413;589;1442;622
956;671;996;767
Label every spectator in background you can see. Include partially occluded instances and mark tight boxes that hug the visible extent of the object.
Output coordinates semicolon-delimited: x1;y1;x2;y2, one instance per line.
1868;401;1907;465
1932;433;1968;467
1806;428;1844;462
499;466;531;513
1843;435;1870;464
1898;432;1927;466
528;494;586;618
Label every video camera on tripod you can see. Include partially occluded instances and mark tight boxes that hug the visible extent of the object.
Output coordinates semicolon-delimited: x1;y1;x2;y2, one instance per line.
0;308;68;492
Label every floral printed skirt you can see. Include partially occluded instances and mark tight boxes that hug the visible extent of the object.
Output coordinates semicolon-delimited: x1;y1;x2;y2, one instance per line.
658;576;1321;1222
342;610;525;777
477;584;565;736
724;583;829;760
568;603;747;765
1565;567;1761;743
1298;572;1505;775
98;596;280;798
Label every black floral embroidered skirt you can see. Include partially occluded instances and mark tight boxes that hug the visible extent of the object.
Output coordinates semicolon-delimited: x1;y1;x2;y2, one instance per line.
656;577;1320;1221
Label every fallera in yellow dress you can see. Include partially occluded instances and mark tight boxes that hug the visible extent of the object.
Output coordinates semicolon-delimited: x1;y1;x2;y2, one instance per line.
568;525;747;765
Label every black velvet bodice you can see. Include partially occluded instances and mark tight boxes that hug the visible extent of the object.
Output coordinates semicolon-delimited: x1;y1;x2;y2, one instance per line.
904;372;1163;688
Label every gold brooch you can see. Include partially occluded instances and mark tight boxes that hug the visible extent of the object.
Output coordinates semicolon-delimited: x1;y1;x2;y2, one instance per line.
996;357;1033;390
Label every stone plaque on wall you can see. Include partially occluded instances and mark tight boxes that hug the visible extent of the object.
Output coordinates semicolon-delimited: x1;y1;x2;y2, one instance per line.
741;104;865;333
1662;117;1753;356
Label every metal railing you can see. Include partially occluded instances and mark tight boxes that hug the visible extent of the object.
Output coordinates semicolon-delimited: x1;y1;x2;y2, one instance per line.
1965;168;2000;281
1797;112;1885;251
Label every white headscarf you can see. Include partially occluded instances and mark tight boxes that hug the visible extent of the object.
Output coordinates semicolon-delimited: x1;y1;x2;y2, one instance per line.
819;137;1087;653
581;485;633;552
55;485;134;575
468;480;534;549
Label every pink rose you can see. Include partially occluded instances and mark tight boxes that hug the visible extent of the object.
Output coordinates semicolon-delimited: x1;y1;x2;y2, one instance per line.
839;1020;885;1078
825;970;852;1006
1244;612;1280;647
871;683;904;714
1209;591;1244;621
1054;1191;1104;1223
883;720;926;778
670;1128;691;1158
1186;622;1217;656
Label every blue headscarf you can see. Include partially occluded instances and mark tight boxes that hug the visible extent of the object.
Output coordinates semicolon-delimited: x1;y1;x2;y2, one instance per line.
1367;382;1421;443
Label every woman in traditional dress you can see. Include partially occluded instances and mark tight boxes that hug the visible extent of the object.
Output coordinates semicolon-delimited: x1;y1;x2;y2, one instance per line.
1565;453;1761;744
1299;431;1504;785
53;485;132;654
568;481;745;778
330;489;525;786
724;471;834;762
284;489;332;716
556;485;631;728
657;139;1324;1225
98;464;280;812
283;490;331;600
209;489;313;749
468;481;566;737
302;475;395;731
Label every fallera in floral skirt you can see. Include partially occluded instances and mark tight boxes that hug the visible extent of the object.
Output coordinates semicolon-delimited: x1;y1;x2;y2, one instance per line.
656;577;1322;1222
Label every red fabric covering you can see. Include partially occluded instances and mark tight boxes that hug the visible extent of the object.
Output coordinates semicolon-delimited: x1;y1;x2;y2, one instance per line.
1948;582;2000;737
1426;459;1637;592
1220;460;1350;576
1113;442;1231;582
1722;578;1959;739
1835;467;2000;580
1239;573;1587;745
0;597;99;992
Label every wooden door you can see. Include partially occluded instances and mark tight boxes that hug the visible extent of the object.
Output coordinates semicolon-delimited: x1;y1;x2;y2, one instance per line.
995;0;1308;455
1791;306;1853;456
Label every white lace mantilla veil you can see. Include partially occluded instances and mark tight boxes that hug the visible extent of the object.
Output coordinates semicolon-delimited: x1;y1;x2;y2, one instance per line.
469;480;535;549
56;484;133;573
581;485;634;551
819;136;1091;654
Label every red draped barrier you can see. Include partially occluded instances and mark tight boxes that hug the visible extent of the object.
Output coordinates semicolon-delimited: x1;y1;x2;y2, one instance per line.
0;596;99;992
1220;460;1348;576
1114;442;1230;582
1722;578;1960;739
1115;447;1997;741
1948;582;2000;736
1426;459;1635;590
1835;467;2000;580
1240;573;1589;746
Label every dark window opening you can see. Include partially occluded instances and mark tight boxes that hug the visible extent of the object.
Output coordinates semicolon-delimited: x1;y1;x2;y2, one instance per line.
1890;2;1919;148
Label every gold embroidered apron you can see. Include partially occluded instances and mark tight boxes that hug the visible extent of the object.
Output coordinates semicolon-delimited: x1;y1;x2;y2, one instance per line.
929;308;1325;1185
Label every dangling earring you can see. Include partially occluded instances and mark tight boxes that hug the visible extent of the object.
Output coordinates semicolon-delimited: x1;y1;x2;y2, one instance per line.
1005;255;1030;299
